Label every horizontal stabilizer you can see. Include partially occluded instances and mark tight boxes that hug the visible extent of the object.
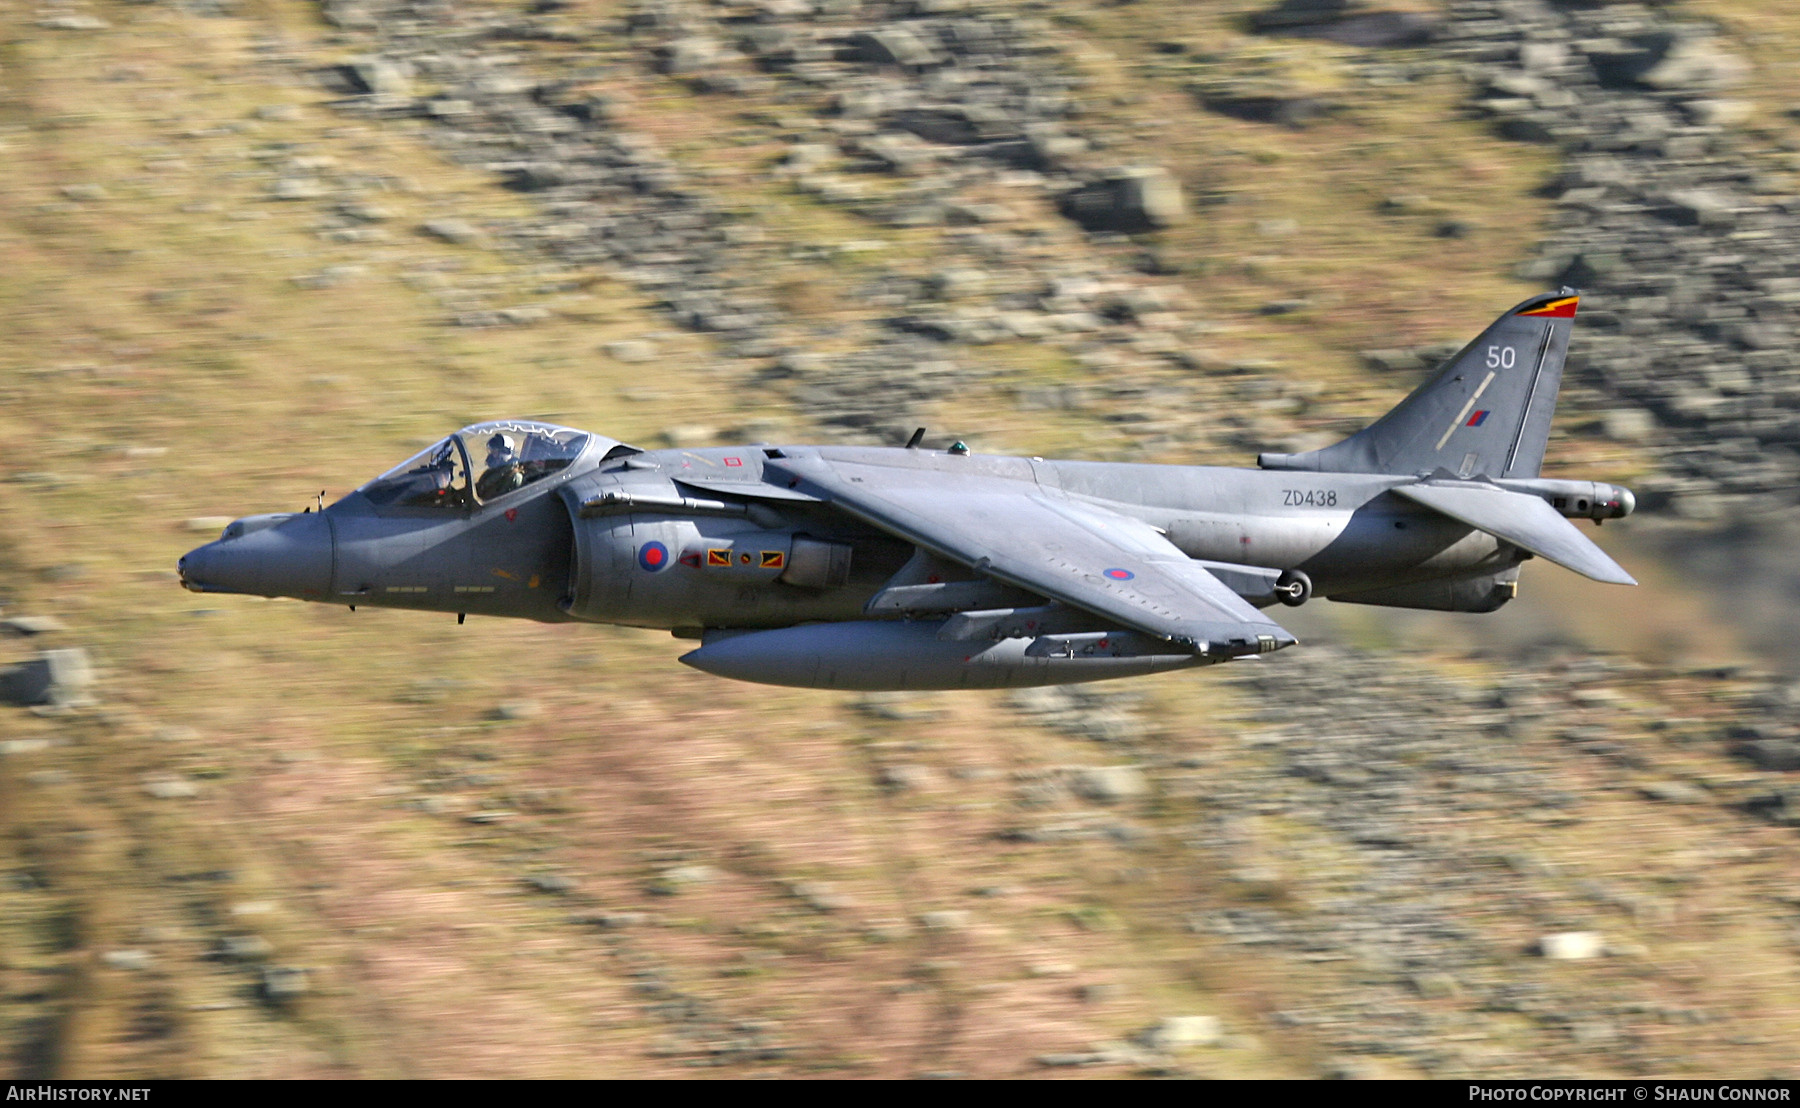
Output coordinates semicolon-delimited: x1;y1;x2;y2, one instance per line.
1392;481;1636;586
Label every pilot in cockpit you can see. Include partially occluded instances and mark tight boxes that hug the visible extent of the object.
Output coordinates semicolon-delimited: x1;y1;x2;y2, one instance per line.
475;432;526;502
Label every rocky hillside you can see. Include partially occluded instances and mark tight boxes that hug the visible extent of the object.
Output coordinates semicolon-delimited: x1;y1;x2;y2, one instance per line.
1;0;1797;1078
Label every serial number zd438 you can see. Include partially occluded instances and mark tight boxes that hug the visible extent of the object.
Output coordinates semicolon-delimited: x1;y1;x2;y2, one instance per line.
1282;489;1338;507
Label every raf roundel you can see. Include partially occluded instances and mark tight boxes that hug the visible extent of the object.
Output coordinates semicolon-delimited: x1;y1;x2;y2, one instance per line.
1104;567;1135;581
638;540;670;573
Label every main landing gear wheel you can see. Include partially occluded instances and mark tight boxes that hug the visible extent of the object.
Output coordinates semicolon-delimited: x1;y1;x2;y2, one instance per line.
1274;570;1312;607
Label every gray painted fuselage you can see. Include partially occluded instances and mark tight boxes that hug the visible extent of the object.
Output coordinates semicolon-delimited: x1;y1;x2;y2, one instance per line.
209;439;1514;631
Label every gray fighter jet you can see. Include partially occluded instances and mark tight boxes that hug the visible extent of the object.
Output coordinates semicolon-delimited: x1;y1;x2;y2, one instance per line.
179;290;1634;690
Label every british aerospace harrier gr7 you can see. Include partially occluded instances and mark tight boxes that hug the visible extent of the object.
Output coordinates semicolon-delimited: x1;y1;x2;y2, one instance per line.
179;290;1635;690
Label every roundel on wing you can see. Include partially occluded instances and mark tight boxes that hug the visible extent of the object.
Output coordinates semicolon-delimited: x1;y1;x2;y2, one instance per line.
1104;567;1135;581
638;541;670;572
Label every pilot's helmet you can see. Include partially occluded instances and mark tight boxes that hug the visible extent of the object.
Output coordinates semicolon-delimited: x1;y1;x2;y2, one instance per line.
486;432;516;458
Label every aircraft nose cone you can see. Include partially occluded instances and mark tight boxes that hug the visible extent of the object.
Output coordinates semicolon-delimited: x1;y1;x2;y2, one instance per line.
178;513;333;599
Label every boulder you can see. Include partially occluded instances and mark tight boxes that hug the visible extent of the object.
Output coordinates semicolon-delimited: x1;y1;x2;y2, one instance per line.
917;909;970;932
657;37;725;76
1737;739;1800;771
603;339;658;363
1199;86;1332;127
1251;1;1434;47
1589;34;1748;92
1638;38;1750;92
844;27;941;68
1071;765;1150;804
260;965;310;1003
1640;781;1708;804
338;56;410;97
3;616;68;637
1663;190;1735;229
1141;1015;1223;1050
1060;167;1188;233
1538;931;1604;960
2;648;95;708
420;219;481;245
1250;0;1371;31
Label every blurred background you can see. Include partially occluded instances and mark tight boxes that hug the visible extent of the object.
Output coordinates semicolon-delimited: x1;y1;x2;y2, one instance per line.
2;0;1797;1078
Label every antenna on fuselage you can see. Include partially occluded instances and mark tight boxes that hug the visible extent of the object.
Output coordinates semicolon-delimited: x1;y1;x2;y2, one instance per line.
905;427;926;449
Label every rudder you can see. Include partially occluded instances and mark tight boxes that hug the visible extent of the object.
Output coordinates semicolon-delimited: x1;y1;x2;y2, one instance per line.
1259;289;1580;479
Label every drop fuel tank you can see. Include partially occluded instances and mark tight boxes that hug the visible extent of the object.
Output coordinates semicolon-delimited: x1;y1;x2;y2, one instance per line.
678;619;1221;691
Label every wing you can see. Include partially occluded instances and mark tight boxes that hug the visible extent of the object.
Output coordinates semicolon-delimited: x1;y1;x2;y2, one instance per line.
1393;481;1636;585
769;455;1296;656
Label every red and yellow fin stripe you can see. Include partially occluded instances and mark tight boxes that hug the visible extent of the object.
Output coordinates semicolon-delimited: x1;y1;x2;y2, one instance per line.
1517;293;1579;319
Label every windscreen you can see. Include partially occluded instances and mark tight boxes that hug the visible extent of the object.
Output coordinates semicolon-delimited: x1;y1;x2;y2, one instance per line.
358;438;471;509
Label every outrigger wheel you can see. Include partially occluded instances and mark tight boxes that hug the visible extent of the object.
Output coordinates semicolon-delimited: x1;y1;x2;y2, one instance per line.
1274;570;1312;607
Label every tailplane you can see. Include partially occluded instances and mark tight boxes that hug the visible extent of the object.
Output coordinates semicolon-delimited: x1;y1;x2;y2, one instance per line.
1259;289;1580;479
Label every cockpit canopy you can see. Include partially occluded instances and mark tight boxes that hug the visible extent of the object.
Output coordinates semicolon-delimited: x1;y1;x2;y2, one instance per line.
359;421;591;510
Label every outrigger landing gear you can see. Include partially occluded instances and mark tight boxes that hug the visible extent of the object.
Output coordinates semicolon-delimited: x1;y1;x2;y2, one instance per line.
1274;570;1312;607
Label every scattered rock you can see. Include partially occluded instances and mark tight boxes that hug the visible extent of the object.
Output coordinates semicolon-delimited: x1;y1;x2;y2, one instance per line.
788;880;856;913
420;219;481;245
877;764;931;792
260;965;310;1003
490;700;541;721
603;339;658;363
585;911;648;929
339;56;410;97
101;950;153;972
1070;765;1149;804
3;649;96;709
649;864;719;895
1601;409;1656;443
658;425;718;449
1737;740;1800;772
1640;781;1708;804
143;778;198;800
1663;189;1734;229
216;935;275;962
1060;167;1188;233
1141;1015;1223;1051
40;15;111;31
845;27;940;69
917;909;970;933
657;36;726;76
271;177;325;201
2;616;68;637
524;873;577;895
1538;931;1605;961
1409;972;1461;999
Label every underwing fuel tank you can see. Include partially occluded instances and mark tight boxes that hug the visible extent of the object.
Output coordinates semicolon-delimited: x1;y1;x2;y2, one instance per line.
678;620;1221;691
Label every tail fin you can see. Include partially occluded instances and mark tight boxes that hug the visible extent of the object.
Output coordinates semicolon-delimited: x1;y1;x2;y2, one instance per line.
1259;289;1580;479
